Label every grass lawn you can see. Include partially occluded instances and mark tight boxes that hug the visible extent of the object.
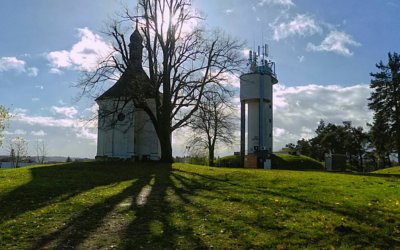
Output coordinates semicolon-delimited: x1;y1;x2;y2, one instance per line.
0;162;399;249
373;166;400;175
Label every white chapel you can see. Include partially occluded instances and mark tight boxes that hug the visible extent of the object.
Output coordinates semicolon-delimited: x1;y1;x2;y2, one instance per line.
95;25;161;161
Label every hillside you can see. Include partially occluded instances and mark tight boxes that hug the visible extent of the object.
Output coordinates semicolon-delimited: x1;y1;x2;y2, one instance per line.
216;153;324;170
373;166;400;175
0;162;399;249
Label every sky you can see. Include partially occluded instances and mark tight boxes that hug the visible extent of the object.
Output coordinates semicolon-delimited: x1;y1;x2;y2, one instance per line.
0;0;399;158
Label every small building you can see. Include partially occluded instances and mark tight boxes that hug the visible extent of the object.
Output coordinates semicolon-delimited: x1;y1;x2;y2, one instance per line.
325;153;347;171
96;24;160;161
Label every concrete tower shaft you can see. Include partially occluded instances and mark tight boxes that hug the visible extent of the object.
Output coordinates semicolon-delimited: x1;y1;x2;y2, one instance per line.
240;46;277;168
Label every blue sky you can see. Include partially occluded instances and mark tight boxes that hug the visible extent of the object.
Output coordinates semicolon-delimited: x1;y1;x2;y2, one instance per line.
0;0;399;158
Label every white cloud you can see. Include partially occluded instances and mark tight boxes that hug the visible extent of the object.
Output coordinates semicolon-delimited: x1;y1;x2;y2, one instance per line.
49;68;63;75
32;98;40;102
14;129;27;135
307;30;361;56
47;50;71;68
13;108;96;129
224;9;234;15
47;27;113;72
11;108;28;115
273;84;372;150
52;106;78;118
35;85;44;90
272;14;322;41
31;130;47;136
27;67;39;77
12;108;97;144
84;104;99;115
0;57;39;77
0;57;26;72
76;127;97;141
274;127;286;137
258;0;294;7
218;71;240;88
2;129;27;135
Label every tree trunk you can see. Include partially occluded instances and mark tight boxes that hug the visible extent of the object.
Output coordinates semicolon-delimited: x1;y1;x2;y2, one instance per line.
158;123;173;163
386;152;392;167
208;147;215;167
396;131;400;165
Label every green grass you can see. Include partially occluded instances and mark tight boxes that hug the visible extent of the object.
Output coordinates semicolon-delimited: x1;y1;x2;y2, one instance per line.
272;153;324;170
0;162;399;249
216;153;324;170
215;155;241;168
373;166;400;175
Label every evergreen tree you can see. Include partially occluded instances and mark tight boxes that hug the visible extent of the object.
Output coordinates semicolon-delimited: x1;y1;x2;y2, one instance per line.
369;52;400;162
368;113;393;168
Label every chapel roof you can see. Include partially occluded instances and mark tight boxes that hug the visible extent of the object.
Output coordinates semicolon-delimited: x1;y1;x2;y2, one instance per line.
95;24;153;102
95;67;152;101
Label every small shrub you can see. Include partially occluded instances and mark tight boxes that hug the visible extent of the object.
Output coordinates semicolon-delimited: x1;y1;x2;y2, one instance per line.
271;154;324;170
215;155;241;168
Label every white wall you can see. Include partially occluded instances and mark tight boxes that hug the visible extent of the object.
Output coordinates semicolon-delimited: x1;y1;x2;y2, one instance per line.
96;98;161;160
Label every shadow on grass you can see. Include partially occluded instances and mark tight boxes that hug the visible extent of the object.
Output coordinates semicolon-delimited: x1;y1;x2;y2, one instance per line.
0;162;399;249
172;167;400;248
0;162;209;249
339;172;400;179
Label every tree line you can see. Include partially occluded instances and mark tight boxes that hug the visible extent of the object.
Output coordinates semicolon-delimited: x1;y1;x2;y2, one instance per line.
287;52;400;171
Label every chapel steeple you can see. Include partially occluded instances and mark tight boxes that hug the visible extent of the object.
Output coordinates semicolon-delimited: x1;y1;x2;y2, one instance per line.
129;20;143;68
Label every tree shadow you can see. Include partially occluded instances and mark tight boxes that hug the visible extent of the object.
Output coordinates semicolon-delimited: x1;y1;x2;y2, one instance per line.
0;162;141;223
169;167;400;248
0;162;211;249
120;164;209;249
337;171;400;179
1;163;399;249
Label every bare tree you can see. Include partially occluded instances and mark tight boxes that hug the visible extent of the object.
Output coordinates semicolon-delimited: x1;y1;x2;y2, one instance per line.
78;0;244;162
35;140;48;164
9;137;28;168
0;105;9;147
188;87;237;166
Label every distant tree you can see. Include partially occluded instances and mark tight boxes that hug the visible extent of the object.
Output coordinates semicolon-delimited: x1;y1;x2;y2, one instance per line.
188;87;237;166
9;148;15;168
66;156;72;163
296;139;313;157
342;121;369;171
0;105;9;147
35;140;48;164
368;113;393;168
369;52;400;162
9;137;28;168
284;143;297;155
288;120;369;170
78;0;244;163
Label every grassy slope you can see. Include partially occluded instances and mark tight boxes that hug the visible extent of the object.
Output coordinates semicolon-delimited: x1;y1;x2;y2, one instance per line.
216;153;324;170
373;166;400;175
0;162;399;249
272;154;324;170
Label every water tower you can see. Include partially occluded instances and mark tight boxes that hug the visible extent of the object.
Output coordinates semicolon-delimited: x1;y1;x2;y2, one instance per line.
240;45;278;168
